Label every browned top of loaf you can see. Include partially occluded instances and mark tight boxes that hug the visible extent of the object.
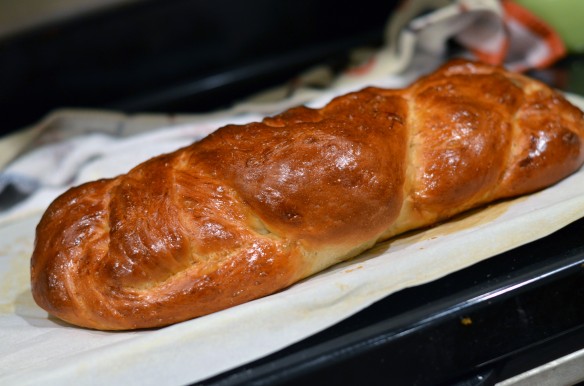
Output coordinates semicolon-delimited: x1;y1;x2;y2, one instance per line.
30;59;584;330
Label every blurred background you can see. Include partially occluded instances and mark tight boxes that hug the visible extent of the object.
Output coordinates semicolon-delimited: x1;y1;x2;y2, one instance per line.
0;0;400;137
2;0;584;138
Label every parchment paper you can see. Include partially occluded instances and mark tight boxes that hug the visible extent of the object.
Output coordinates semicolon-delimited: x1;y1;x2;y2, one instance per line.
1;95;583;386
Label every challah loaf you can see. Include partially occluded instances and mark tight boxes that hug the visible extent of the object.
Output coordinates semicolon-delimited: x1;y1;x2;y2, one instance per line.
31;59;584;330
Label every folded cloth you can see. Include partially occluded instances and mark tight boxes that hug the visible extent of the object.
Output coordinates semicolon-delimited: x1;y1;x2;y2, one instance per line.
338;0;566;80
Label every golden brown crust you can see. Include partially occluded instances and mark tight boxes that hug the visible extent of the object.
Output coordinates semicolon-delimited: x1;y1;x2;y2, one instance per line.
30;59;584;330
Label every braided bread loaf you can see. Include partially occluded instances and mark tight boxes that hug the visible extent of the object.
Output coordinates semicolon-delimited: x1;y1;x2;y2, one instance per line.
31;60;584;330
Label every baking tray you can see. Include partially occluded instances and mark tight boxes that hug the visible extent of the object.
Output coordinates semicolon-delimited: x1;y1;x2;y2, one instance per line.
199;217;584;385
